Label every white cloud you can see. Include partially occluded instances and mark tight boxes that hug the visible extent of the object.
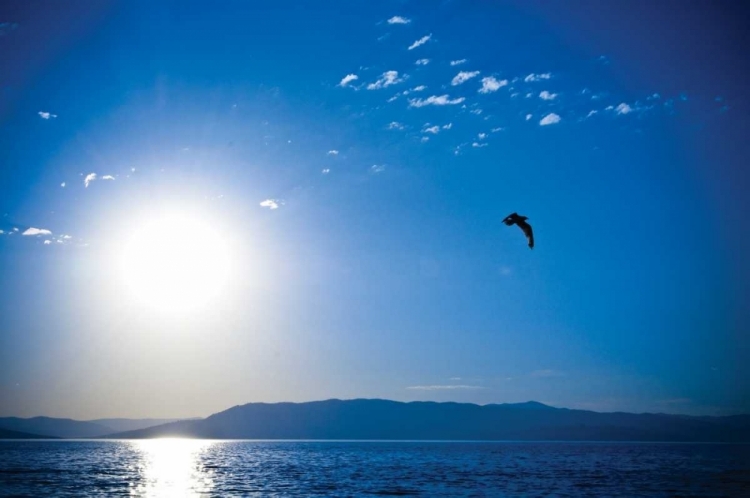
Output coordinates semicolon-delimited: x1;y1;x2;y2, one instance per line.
60;182;66;188
406;385;485;390
327;150;339;155
472;142;488;148
615;103;633;115
539;90;557;100
408;94;465;108
408;33;432;50
322;168;331;174
388;121;405;130
525;114;533;121
411;85;426;92
524;73;552;82
38;111;57;119
387;16;411;24
470;109;482;115
450;59;467;66
420;136;430;143
477;133;487;139
539;113;561;126
442;123;452;130
339;74;359;87
23;228;52;236
101;175;115;181
586;110;598;118
451;70;480;86
84;173;97;188
44;240;51;245
62;235;72;239
387;94;399;102
415;58;430;65
423;125;440;134
260;199;281;210
478;76;508;94
491;127;505;132
370;164;386;173
367;70;405;90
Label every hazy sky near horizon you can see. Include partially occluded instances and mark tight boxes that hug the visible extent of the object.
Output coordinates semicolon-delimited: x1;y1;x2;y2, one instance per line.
1;0;749;419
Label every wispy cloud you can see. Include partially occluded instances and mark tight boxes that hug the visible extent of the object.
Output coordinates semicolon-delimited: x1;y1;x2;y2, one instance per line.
387;16;411;25
491;127;505;132
524;73;552;82
327;150;339;155
339;74;359;87
539;113;561;126
22;227;52;236
539;90;557;100
525;114;533;121
84;173;97;188
450;59;467;66
586;110;598;118
60;182;66;188
411;85;427;92
420;136;430;143
407;385;486;390
388;121;405;130
470;109;482;115
451;70;480;86
38;111;57;119
415;58;430;65
408;94;465;108
322;168;331;174
472;142;488;148
423;125;440;134
259;199;282;210
615;103;633;115
367;71;405;90
442;123;452;130
370;164;386;174
408;34;432;50
101;175;115;181
478;76;508;94
477;133;487;140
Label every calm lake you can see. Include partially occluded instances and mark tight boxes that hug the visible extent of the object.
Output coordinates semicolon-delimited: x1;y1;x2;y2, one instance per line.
1;440;749;497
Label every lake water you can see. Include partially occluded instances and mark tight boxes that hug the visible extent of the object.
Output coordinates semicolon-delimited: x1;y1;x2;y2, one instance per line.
1;440;749;497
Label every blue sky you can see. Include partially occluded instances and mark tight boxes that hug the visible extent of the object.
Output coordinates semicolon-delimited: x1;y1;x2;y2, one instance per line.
1;0;748;419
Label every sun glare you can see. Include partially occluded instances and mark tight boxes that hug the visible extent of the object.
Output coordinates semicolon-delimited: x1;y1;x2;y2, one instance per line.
119;210;232;314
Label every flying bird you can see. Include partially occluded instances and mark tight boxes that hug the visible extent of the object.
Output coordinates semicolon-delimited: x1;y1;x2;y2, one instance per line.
503;212;534;249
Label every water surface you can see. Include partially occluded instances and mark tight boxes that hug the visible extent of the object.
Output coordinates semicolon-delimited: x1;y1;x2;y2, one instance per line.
1;440;749;496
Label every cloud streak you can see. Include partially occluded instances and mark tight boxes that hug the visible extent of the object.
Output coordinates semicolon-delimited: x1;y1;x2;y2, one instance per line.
367;71;405;90
387;16;410;25
408;95;465;108
451;71;480;86
408;34;432;50
339;74;359;87
22;228;52;236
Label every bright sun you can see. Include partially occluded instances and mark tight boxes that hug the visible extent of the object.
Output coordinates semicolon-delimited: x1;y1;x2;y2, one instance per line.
119;210;232;314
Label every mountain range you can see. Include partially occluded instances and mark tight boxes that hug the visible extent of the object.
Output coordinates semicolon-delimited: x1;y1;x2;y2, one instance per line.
0;416;188;438
106;399;750;442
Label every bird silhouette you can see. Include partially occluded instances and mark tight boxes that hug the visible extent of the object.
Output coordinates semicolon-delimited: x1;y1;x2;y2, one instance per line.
503;212;534;249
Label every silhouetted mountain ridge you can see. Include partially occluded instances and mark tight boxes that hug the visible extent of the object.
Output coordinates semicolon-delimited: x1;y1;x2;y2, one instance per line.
107;399;750;442
0;416;195;438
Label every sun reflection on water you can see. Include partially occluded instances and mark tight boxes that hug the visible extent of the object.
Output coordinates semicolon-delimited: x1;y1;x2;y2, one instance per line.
130;439;215;497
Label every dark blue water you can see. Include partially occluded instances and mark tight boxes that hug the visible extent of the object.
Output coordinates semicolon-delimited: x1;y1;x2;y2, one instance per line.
1;440;749;497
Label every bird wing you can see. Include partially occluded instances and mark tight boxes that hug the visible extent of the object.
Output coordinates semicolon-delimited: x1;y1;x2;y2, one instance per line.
517;220;534;248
